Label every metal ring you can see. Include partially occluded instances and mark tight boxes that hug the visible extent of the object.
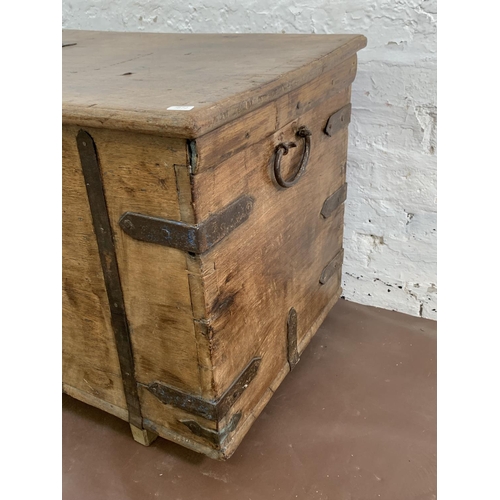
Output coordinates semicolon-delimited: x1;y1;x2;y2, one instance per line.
273;126;312;188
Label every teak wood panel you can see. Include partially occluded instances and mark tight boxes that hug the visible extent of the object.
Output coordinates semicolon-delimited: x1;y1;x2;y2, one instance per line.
63;30;366;138
62;126;127;413
191;87;351;403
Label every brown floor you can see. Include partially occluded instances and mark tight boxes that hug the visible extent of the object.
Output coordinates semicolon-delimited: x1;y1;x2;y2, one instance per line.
62;299;436;500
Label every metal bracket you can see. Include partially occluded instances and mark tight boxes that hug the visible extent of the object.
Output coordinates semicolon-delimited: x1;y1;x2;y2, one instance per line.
324;103;351;137
144;357;261;421
76;129;143;429
321;183;347;219
287;308;300;370
320;248;344;285
119;195;254;254
187;140;198;173
181;413;242;447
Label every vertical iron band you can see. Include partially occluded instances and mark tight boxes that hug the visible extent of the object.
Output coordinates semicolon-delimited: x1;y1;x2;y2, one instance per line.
76;129;143;429
287;307;300;370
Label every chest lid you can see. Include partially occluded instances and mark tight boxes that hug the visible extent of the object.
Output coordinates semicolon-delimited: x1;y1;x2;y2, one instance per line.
63;30;366;139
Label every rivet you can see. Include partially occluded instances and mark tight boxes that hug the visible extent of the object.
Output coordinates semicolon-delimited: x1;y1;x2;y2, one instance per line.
123;219;134;230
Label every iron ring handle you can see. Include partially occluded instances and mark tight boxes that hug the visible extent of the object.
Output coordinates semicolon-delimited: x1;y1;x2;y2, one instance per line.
273;126;312;188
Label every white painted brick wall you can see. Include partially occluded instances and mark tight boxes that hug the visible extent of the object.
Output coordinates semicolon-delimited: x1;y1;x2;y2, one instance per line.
62;0;437;320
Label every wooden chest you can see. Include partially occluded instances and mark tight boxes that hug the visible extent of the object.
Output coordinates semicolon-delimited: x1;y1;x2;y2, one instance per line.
62;30;366;459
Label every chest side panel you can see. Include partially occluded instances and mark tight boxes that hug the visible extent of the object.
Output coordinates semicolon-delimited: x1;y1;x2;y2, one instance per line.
192;73;353;456
62;125;128;417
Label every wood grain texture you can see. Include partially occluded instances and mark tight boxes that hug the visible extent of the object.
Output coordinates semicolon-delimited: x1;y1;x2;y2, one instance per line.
62;31;366;138
83;127;204;396
62;125;127;414
62;125;213;440
62;383;128;422
185;88;352;458
220;287;342;460
130;424;157;446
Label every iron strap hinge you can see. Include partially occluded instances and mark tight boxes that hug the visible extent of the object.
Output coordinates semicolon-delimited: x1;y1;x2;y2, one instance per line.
119;195;254;254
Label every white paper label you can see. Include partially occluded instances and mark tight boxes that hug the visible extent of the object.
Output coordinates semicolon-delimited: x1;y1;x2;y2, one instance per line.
167;106;194;111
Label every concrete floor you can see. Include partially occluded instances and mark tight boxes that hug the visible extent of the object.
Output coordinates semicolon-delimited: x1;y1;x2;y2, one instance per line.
62;299;436;500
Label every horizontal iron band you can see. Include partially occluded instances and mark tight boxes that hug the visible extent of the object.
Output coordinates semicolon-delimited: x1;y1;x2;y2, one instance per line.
119;195;254;254
324;103;351;137
143;357;261;421
181;413;242;448
321;183;348;219
320;248;345;285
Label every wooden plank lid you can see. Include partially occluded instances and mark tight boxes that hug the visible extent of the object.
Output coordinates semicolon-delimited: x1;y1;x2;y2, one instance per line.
62;30;366;138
